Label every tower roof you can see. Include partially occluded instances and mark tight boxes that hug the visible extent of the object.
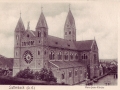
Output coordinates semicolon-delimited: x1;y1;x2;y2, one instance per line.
66;9;75;25
15;17;25;31
36;12;48;29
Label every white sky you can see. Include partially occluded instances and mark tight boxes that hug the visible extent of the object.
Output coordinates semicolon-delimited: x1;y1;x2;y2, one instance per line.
0;1;118;59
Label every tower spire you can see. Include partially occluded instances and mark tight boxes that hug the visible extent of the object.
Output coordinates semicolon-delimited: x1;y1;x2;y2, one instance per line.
69;4;71;10
27;21;30;30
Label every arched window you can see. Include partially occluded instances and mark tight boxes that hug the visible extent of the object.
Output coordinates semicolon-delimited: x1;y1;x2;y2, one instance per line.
65;52;68;60
27;34;29;37
70;54;73;59
86;55;88;59
94;54;96;63
52;53;55;60
16;52;17;56
44;32;46;37
69;71;72;78
62;72;65;79
84;54;85;59
60;52;62;59
44;50;46;55
38;51;40;55
38;32;41;37
16;35;19;40
75;70;77;76
49;51;55;60
69;31;71;34
75;54;78;59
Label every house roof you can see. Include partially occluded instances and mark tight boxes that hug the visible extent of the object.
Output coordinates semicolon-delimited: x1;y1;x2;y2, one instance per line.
49;61;84;69
76;40;94;51
48;35;77;50
48;35;94;51
0;58;13;69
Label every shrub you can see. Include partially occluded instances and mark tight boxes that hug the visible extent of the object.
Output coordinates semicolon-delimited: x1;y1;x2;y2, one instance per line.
15;68;34;79
15;68;57;83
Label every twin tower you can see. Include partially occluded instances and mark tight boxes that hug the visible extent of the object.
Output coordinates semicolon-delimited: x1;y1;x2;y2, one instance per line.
15;8;76;42
13;7;77;76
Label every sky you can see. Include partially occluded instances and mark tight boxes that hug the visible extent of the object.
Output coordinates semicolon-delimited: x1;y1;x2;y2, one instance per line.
0;1;118;59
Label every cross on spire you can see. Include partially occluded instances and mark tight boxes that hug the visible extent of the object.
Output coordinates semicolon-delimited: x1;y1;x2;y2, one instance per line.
69;4;71;10
41;6;43;12
20;10;21;17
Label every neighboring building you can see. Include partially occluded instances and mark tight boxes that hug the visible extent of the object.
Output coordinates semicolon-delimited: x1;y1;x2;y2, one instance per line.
13;7;99;84
0;57;13;76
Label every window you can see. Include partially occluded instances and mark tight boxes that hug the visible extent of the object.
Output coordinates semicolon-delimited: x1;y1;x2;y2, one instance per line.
82;54;88;60
69;31;71;34
27;34;29;37
31;41;34;45
80;70;82;74
38;51;40;55
38;32;41;37
65;32;67;35
94;45;96;50
44;32;46;37
62;72;65;79
94;54;97;63
69;71;72;78
75;54;78;59
49;51;55;60
64;52;68;60
16;35;19;40
44;50;46;55
75;70;77;76
68;44;70;47
55;42;58;44
70;54;73;59
58;52;62;60
16;52;17;56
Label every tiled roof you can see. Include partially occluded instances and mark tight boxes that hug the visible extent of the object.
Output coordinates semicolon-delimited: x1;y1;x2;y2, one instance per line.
76;40;94;51
0;58;13;69
49;61;84;69
48;35;94;51
48;35;77;50
15;17;25;31
66;10;75;25
36;12;48;29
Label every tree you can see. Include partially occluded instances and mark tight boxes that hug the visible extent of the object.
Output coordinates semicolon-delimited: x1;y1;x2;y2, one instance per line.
15;68;57;82
15;68;34;79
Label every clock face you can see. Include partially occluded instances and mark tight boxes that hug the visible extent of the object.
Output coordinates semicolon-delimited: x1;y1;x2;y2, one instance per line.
23;50;33;64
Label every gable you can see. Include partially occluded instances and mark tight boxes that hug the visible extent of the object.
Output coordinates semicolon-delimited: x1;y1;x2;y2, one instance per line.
22;30;36;39
91;40;98;52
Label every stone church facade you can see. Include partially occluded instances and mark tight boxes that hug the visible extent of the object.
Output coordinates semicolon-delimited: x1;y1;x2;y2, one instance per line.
13;8;100;85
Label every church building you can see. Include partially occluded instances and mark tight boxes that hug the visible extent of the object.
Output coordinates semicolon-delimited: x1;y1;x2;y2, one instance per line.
13;6;100;85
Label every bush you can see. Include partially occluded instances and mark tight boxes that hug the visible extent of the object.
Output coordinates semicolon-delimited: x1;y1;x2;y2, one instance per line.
15;68;34;79
15;68;57;83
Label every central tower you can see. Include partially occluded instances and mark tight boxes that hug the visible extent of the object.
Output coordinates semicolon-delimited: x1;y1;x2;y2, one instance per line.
64;7;76;41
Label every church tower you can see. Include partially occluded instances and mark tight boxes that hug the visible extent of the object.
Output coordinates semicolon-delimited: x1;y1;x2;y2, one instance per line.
13;15;25;76
64;6;76;41
35;9;49;68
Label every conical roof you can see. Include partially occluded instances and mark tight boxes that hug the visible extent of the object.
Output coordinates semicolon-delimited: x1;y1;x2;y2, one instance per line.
15;17;25;31
65;10;75;26
36;12;48;29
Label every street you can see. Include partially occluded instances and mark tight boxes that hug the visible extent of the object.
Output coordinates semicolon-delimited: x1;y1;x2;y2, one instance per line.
77;75;117;86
